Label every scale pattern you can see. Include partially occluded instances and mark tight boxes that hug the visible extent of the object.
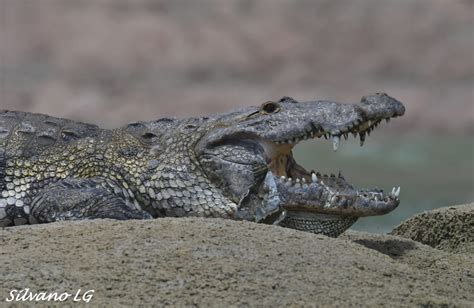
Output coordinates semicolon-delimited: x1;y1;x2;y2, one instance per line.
0;93;405;237
279;212;359;238
0;111;236;227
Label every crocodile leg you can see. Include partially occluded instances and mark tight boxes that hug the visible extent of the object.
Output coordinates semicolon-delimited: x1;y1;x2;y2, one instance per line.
30;178;152;223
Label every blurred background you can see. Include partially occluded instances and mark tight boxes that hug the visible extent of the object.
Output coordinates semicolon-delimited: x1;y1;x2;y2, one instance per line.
1;0;472;232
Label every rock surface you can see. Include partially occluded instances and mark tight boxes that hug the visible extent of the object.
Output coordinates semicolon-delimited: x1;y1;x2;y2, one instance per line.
391;203;474;254
0;206;473;306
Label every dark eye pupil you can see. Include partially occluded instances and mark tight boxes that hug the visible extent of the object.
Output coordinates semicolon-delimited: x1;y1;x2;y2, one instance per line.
262;102;278;113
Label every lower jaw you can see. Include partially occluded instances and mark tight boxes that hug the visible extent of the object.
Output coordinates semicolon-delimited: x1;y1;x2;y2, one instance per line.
278;211;358;238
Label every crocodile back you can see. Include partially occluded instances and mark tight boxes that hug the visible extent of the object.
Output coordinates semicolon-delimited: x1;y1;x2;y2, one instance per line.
0;110;103;191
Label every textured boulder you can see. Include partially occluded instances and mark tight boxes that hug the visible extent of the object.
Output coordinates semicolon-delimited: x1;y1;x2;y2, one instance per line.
0;215;472;306
391;203;474;253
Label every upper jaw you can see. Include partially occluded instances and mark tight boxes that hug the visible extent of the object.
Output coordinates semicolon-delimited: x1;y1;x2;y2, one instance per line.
271;110;402;150
265;92;405;150
199;93;404;153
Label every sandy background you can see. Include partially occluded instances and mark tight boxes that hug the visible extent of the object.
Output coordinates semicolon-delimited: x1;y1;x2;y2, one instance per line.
1;0;473;133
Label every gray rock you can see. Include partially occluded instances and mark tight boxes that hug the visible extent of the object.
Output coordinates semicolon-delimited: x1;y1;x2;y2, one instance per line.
391;203;474;254
0;215;472;306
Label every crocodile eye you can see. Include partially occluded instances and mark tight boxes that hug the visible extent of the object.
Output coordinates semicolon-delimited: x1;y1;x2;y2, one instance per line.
260;101;280;114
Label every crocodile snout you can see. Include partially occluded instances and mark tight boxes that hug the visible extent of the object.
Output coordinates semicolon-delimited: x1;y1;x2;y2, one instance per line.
359;93;405;119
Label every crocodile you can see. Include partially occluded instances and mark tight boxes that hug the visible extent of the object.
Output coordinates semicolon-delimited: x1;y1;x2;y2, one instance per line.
0;93;405;237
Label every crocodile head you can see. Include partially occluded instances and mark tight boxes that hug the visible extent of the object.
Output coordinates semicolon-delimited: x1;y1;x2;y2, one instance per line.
195;93;405;237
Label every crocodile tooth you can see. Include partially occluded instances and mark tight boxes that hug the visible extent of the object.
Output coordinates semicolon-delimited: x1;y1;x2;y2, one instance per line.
296;178;300;183
343;133;348;140
394;187;401;197
281;176;286;180
302;178;306;183
311;173;317;182
391;187;396;195
359;132;366;146
332;135;340;151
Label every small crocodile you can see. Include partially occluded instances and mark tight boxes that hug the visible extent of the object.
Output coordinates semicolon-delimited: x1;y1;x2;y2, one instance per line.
0;93;405;237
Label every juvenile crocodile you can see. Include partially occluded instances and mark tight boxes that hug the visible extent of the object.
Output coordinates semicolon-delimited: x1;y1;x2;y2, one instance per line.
0;93;405;237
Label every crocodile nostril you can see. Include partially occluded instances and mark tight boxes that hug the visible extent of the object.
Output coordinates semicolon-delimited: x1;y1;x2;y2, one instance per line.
142;132;157;140
279;96;298;104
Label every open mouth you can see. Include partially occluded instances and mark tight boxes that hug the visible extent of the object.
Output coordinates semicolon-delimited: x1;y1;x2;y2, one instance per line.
197;92;405;230
260;117;401;211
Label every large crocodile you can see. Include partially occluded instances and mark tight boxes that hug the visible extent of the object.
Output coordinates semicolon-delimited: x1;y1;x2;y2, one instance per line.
0;93;405;237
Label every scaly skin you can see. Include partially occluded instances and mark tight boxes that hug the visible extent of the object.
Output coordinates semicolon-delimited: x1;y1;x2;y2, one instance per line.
0;93;405;237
